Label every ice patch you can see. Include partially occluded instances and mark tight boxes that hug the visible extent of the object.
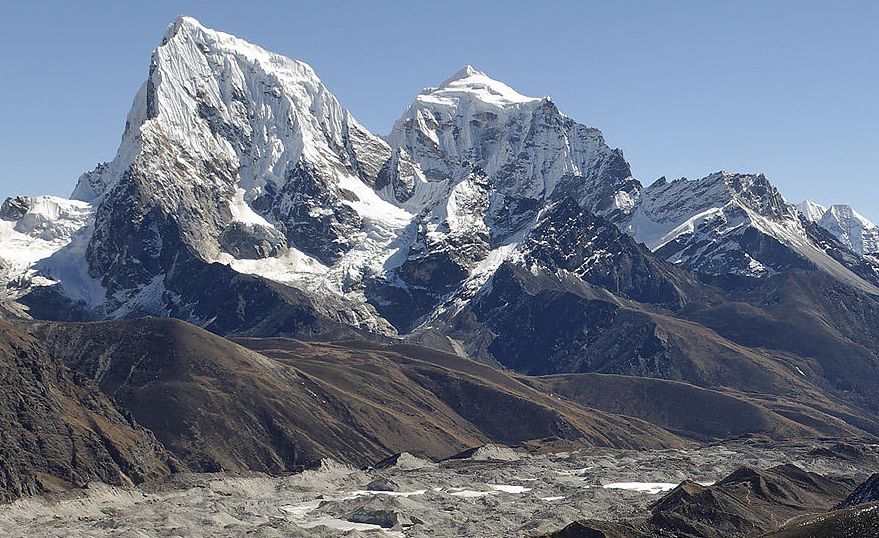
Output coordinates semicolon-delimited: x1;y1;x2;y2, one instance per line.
349;489;427;498
602;482;678;494
228;187;272;227
489;485;532;494
449;490;495;498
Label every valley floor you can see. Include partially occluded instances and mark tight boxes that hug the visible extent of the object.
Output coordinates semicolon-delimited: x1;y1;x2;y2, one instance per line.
1;439;874;538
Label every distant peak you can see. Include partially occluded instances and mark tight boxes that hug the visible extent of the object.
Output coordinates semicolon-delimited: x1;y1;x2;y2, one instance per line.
797;200;828;222
824;204;876;226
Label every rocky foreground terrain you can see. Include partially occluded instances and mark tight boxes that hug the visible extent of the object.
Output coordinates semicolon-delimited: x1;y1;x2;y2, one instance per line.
0;440;876;537
1;312;878;537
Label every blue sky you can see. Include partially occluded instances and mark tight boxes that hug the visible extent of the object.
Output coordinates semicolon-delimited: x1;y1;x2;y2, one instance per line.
1;1;876;220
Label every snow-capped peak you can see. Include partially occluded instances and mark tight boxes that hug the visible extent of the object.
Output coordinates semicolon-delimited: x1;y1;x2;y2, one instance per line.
418;65;542;108
797;200;828;222
439;64;481;85
73;15;323;203
794;201;878;255
160;15;321;85
388;60;637;238
61;15;416;330
163;15;203;40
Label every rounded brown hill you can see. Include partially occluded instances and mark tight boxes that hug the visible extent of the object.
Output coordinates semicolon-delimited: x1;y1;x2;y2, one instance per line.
26;317;684;473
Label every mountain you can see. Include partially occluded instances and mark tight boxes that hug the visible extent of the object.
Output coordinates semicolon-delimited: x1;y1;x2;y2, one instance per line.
386;65;638;221
369;65;641;329
532;374;860;441
2;19;640;337
1;16;878;440
0;319;178;502
798;201;879;254
12;16;408;336
0;18;648;337
624;174;879;293
765;502;879;538
798;200;879;257
0;195;94;305
1;15;876;331
646;465;854;537
402;195;879;425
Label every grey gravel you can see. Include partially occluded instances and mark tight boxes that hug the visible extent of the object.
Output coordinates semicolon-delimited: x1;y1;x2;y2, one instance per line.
1;440;875;538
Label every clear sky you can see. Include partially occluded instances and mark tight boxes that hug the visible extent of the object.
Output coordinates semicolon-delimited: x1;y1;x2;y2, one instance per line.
2;1;876;220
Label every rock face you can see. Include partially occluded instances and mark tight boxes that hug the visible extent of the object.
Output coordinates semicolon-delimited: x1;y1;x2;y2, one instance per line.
0;320;178;502
0;197;32;221
519;197;696;307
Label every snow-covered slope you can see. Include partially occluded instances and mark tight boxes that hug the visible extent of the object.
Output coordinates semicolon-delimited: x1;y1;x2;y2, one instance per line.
0;196;94;300
388;65;638;223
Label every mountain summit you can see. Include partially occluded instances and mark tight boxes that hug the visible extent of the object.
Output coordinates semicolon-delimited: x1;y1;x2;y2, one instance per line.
429;65;543;106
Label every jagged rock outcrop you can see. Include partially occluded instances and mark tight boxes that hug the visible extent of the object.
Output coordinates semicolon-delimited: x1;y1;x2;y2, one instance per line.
0;197;32;221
